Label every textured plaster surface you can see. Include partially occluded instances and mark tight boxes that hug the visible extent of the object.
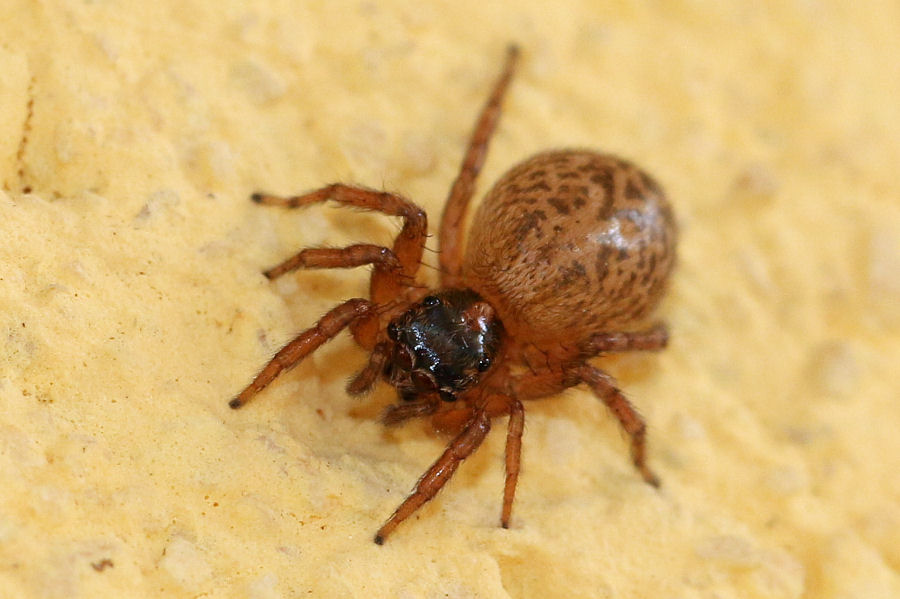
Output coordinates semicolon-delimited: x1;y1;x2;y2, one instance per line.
1;1;899;597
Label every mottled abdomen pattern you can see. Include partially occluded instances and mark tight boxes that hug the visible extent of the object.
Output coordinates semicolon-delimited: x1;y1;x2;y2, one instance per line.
463;151;676;346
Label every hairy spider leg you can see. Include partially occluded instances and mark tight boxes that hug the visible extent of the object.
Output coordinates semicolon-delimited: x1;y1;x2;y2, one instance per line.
233;184;430;407
374;393;523;543
498;396;524;528
374;409;491;544
252;185;427;306
574;364;660;487
381;395;441;426
229;299;375;409
345;341;391;395
584;322;669;354
374;331;664;539
439;45;519;286
262;243;403;285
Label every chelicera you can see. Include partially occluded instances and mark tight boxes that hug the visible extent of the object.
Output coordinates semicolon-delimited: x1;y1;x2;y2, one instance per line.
229;46;677;544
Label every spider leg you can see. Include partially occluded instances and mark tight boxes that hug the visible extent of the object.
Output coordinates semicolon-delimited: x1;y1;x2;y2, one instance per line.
381;395;441;426
439;45;519;286
346;341;391;395
506;367;580;400
430;406;475;434
375;408;492;544
583;322;669;355
489;395;524;529
262;244;412;351
263;243;405;286
229;298;374;409
573;364;660;487
252;185;427;303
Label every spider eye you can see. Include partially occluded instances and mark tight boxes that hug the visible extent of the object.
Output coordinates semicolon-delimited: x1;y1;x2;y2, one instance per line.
439;390;456;402
477;357;492;372
422;295;440;307
387;322;400;341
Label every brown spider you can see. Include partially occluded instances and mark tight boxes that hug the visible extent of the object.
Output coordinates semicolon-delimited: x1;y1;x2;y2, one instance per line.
230;45;677;544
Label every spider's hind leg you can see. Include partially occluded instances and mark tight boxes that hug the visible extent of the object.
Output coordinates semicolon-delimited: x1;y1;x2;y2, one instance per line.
583;322;669;355
573;363;660;487
439;45;519;286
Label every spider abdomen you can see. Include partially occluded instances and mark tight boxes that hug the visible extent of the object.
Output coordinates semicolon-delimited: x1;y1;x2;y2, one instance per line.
463;150;676;346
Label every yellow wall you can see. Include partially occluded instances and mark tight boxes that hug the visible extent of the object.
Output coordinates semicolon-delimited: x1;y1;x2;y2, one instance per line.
1;1;898;597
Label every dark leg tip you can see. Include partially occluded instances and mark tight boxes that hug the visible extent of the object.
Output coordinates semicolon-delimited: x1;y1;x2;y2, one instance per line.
250;193;264;203
501;522;510;529
228;398;244;409
644;473;661;488
373;534;385;545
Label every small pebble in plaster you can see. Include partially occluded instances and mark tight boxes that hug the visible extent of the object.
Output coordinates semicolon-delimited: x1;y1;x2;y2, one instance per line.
247;572;280;599
400;132;436;175
808;341;860;399
695;534;759;566
673;413;707;441
230;60;286;105
134;189;181;223
159;536;213;589
765;465;809;495
733;162;780;199
868;226;900;303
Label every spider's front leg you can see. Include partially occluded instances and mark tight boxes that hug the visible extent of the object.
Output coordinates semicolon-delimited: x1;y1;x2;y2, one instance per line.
252;184;427;305
229;298;375;409
232;184;430;405
380;394;442;425
261;243;403;286
374;394;524;544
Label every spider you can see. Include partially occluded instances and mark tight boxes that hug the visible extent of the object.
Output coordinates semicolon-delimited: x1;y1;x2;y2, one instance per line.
229;45;677;544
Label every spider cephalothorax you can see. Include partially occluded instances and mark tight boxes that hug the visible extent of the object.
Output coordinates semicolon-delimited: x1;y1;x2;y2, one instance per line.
229;45;677;544
384;289;503;403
